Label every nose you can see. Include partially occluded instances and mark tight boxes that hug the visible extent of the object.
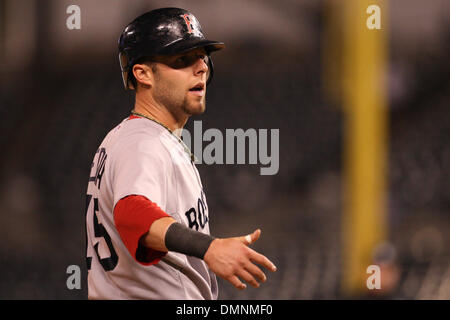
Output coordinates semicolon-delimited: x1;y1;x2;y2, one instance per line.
193;56;208;77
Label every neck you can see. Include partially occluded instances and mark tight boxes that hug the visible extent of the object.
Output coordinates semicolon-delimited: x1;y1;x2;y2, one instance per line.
133;93;188;133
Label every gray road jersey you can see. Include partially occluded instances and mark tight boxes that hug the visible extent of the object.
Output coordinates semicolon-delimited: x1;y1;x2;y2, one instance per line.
86;116;218;299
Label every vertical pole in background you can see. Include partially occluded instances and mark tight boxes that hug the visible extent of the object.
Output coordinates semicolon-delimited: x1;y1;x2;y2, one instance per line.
323;0;389;296
341;0;389;295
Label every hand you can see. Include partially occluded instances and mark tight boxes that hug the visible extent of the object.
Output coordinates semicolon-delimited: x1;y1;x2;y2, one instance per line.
203;229;277;290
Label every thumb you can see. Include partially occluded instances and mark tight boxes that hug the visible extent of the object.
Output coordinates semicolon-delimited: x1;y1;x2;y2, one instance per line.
241;229;261;245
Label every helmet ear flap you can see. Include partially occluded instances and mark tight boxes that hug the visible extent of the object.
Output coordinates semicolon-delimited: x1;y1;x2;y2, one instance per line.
119;52;137;90
206;55;214;86
119;53;130;90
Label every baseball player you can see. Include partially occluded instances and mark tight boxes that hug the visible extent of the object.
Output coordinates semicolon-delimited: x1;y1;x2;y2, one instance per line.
85;7;277;300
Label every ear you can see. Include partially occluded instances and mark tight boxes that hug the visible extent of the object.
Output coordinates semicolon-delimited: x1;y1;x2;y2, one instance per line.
132;63;153;90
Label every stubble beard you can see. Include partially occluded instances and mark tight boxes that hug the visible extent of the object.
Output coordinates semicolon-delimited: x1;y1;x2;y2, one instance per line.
152;71;206;122
157;86;206;118
181;95;206;116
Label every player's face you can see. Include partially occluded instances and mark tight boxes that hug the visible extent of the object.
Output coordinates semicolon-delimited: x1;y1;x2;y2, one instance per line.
150;48;209;117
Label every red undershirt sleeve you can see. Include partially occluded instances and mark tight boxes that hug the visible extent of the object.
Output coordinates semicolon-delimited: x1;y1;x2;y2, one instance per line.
113;195;171;266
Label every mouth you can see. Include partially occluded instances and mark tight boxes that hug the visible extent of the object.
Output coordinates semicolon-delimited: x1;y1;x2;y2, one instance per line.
189;82;205;97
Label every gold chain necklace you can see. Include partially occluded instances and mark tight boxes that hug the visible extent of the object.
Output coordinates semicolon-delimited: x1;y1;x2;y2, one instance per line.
130;111;197;163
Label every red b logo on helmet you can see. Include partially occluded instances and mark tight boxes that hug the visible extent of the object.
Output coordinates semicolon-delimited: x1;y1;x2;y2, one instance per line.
181;14;194;34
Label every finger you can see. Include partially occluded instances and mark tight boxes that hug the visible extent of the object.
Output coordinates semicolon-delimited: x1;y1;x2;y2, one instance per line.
241;229;261;245
237;269;260;288
248;249;277;272
249;229;261;244
227;275;247;290
244;262;267;283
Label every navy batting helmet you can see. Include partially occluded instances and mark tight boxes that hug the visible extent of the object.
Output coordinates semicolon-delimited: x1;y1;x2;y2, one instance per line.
118;8;225;90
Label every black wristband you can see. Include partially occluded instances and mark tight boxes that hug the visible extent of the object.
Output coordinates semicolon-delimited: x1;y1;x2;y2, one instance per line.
164;222;215;259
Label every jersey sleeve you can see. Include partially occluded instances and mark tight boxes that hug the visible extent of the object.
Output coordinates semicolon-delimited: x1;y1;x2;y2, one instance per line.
114;195;170;265
111;133;171;210
110;131;174;265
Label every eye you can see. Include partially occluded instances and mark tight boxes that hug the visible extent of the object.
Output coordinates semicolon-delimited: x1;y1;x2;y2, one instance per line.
168;52;208;69
198;54;208;64
175;56;188;64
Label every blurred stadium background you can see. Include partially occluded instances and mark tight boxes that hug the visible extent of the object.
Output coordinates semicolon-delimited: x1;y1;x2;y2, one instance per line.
0;0;448;299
